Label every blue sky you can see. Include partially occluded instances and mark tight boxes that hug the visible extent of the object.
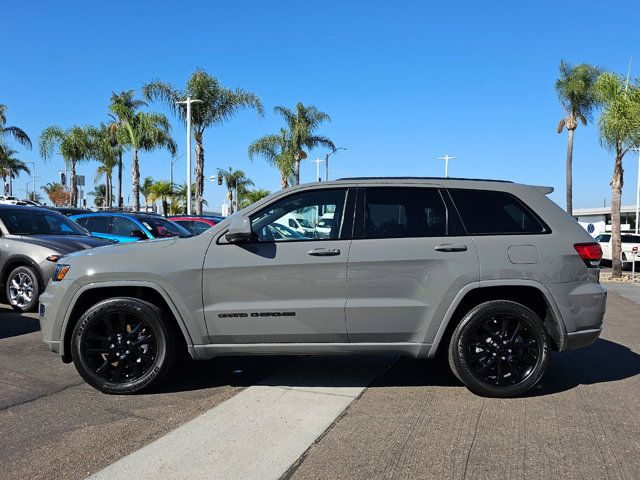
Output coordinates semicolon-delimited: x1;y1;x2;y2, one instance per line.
2;0;640;211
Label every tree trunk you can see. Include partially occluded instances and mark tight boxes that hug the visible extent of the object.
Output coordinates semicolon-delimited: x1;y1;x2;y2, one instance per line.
162;199;168;217
611;145;624;278
117;149;123;209
293;154;301;185
194;134;204;215
281;174;289;190
70;161;77;207
228;188;234;214
566;127;575;216
132;148;140;211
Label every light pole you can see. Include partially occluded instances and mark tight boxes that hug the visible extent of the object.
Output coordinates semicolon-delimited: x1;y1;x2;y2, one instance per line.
437;154;456;178
24;161;36;199
311;158;325;182
325;147;346;181
175;97;203;214
170;152;187;185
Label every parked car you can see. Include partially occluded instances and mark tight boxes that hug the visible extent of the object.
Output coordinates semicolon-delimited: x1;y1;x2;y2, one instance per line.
0;205;113;312
169;215;224;236
275;212;315;236
0;196;27;206
315;212;335;238
70;212;191;243
595;232;640;269
52;207;93;217
40;178;606;397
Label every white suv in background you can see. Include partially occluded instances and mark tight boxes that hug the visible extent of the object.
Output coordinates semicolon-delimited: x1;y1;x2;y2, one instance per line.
595;232;640;268
0;196;26;205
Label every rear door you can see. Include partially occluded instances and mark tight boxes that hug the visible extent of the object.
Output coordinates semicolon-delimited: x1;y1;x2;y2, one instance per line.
345;186;479;344
202;187;354;343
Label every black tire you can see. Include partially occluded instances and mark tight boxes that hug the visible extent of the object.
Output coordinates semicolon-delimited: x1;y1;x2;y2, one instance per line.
71;297;176;394
6;265;40;312
448;300;550;398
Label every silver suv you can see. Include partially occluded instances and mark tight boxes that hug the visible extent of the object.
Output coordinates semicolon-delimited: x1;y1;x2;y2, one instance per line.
39;178;606;397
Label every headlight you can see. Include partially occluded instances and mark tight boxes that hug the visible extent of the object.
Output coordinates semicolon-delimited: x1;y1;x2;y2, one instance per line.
53;264;70;281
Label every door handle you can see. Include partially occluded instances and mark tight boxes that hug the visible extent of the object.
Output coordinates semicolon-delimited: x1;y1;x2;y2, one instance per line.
308;248;341;256
435;244;468;252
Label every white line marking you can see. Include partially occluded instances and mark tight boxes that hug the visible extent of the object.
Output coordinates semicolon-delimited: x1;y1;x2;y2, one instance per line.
88;355;392;480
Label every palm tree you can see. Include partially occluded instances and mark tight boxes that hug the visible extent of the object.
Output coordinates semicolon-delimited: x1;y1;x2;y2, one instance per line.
239;188;271;209
140;176;155;210
217;167;253;214
248;128;293;190
118;111;176;211
143;69;264;214
556;61;601;215
594;72;640;277
273;103;335;185
89;184;107;207
89;123;117;208
27;191;43;203
0;104;32;149
0;147;30;196
109;91;145;208
42;182;69;206
171;182;201;215
148;180;175;217
39;126;93;207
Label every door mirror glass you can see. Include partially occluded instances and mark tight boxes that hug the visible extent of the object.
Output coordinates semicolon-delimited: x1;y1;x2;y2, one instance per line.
226;216;253;243
130;229;148;240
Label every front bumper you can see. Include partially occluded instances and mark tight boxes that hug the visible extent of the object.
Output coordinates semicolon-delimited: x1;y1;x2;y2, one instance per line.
38;278;77;359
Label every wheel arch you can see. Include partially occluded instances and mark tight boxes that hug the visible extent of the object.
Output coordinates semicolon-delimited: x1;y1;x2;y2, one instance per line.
60;282;194;363
428;280;567;357
1;255;45;290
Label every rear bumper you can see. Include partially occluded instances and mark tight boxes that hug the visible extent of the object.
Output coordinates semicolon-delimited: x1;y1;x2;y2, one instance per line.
565;328;602;351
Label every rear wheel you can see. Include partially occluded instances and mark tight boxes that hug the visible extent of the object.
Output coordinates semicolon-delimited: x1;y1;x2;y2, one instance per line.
448;300;550;398
6;265;40;312
71;297;176;394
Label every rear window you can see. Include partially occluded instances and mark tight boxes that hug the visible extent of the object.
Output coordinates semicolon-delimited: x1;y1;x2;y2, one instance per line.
449;189;547;235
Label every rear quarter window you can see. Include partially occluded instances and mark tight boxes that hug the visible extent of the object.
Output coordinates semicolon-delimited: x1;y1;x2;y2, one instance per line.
449;189;548;235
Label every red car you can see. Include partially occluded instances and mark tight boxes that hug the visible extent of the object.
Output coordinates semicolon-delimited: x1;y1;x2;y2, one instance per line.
169;216;224;235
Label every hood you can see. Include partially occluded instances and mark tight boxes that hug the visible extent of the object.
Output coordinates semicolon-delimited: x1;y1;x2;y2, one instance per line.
17;235;114;254
63;236;179;260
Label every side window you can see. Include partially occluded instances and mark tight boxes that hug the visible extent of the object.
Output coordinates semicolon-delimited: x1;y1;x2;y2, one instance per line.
75;217;88;228
250;189;347;242
85;216;109;233
595;234;610;242
191;221;212;235
111;216;139;236
362;187;447;239
449;189;547;235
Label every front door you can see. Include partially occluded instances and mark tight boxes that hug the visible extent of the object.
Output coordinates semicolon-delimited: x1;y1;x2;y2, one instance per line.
203;187;353;344
345;186;479;344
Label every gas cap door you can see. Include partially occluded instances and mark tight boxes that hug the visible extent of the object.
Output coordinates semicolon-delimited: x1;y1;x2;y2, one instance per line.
508;245;540;264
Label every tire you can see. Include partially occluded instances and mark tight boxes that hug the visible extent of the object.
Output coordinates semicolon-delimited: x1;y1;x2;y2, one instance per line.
6;265;40;312
71;297;176;394
448;300;550;398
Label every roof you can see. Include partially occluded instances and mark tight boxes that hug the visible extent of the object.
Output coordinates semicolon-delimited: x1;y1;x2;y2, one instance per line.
335;176;513;183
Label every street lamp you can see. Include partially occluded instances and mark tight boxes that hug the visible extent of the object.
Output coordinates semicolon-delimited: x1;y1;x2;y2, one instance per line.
437;154;456;178
175;97;203;214
325;147;346;181
170;152;187;185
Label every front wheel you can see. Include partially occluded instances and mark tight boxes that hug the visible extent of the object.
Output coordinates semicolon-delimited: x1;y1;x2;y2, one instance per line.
448;300;550;398
6;265;40;312
71;297;176;394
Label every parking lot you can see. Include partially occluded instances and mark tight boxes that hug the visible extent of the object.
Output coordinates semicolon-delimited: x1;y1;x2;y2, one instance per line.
1;284;639;480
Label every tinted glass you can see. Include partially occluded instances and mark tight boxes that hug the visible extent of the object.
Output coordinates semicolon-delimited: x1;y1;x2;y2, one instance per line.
622;235;640;243
137;217;191;238
190;221;213;235
251;189;347;242
0;210;87;235
75;217;88;228
450;189;546;235
85;216;110;233
363;188;447;239
595;234;611;242
111;216;140;237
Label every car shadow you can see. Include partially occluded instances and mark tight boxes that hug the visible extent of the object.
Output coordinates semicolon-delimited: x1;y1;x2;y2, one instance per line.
154;339;639;396
0;308;41;339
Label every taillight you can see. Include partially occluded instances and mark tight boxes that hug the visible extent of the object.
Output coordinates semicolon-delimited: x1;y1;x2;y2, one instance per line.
574;243;602;267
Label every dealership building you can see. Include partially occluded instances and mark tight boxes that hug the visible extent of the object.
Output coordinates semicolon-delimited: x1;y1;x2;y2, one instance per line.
573;205;638;237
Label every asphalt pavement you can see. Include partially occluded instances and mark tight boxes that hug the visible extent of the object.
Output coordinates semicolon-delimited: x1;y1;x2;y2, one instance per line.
0;288;639;480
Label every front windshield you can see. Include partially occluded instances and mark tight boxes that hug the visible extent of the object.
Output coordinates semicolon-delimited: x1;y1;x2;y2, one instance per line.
139;217;191;238
0;209;88;235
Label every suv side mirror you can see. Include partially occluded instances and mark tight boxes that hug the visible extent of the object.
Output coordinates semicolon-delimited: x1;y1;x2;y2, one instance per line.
130;229;148;240
225;216;252;243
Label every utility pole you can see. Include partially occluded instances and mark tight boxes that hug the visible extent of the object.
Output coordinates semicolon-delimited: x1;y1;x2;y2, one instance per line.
311;158;325;182
175;97;203;215
437;154;456;178
24;162;36;200
635;147;640;234
324;147;347;181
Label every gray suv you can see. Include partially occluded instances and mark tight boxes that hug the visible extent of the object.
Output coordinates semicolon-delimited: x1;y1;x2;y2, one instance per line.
39;178;606;397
